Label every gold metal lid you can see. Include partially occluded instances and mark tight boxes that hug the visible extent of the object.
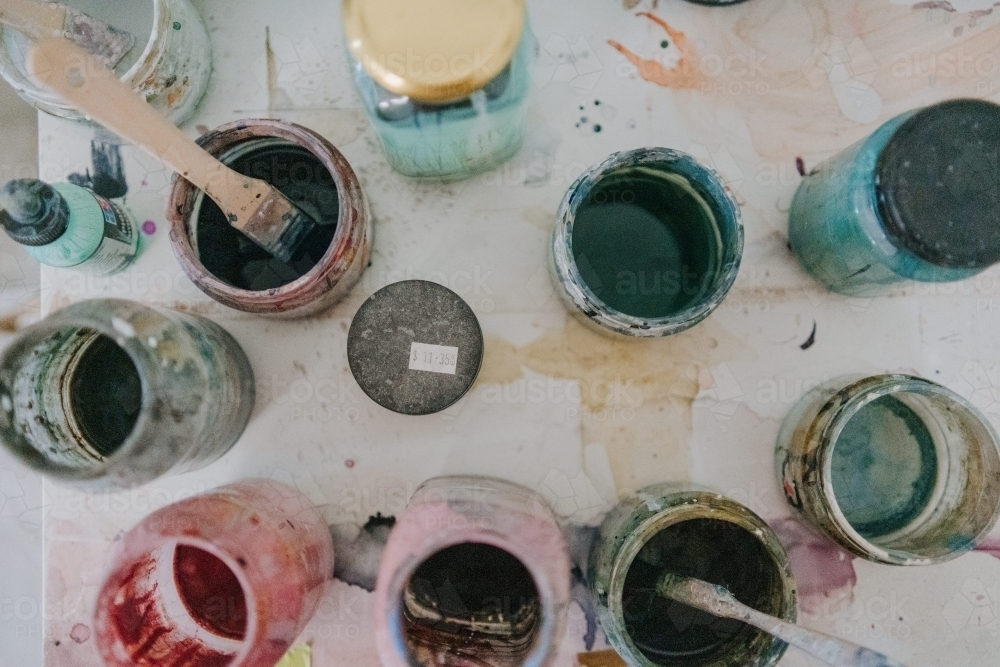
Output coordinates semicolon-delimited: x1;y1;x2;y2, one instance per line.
343;0;525;103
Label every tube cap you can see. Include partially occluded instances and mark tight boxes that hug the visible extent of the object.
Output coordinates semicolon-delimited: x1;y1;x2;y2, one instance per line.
876;99;1000;269
0;179;70;247
348;280;484;415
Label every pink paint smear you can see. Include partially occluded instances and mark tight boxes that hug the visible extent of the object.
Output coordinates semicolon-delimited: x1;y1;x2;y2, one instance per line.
770;518;858;616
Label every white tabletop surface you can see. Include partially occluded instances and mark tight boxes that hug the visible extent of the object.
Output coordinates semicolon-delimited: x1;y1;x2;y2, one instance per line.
15;0;1000;666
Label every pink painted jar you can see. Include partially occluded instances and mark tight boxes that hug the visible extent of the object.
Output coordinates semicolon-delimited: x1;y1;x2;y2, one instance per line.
374;476;571;667
93;480;334;667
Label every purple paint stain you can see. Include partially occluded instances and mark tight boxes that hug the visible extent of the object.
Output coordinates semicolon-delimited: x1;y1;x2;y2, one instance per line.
142;220;157;235
796;157;806;177
974;539;1000;560
770;518;857;615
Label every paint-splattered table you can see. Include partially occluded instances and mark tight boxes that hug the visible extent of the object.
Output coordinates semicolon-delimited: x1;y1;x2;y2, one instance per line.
31;0;1000;665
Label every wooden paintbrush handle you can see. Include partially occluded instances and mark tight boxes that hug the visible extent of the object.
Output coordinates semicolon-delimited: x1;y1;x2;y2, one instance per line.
26;36;271;226
0;0;65;38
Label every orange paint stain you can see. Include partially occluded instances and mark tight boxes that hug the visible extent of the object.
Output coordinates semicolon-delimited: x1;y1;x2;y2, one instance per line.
608;12;701;89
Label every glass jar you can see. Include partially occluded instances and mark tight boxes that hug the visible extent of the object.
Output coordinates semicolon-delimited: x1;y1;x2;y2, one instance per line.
776;374;1000;565
0;0;212;124
0;298;255;490
167;119;372;318
373;476;571;667
551;148;744;338
343;0;533;180
589;484;796;667
93;479;334;667
789;99;1000;296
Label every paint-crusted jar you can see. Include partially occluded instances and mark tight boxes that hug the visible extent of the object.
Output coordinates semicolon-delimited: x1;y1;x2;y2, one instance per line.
168;119;372;318
789;99;1000;296
552;148;744;338
94;479;334;667
589;484;796;667
0;0;212;124
343;0;533;180
776;374;1000;565
374;476;571;667
0;298;255;490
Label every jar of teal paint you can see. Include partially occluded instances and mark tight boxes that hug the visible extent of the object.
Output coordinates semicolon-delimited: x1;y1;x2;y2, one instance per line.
776;374;1000;565
343;0;532;180
0;179;138;275
789;99;1000;296
589;484;796;667
552;148;744;338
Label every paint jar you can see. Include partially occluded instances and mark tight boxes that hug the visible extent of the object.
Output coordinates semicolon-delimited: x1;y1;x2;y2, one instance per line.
93;479;334;667
0;0;212;125
589;484;796;667
776;374;1000;565
374;476;571;667
789;99;1000;296
343;0;534;180
0;298;255;490
348;280;484;416
552;148;744;338
167;119;372;318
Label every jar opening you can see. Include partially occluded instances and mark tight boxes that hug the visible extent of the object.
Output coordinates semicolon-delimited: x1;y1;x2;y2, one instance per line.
823;381;1000;562
400;542;542;667
100;540;251;667
620;517;784;667
1;326;142;472
570;165;725;321
192;139;340;292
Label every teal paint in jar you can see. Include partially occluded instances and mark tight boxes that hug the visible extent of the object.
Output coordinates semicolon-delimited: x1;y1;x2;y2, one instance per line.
552;148;743;338
776;374;1000;565
343;0;532;180
789;99;1000;296
0;179;138;275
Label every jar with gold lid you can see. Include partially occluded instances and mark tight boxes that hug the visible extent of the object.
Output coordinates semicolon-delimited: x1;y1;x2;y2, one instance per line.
343;0;534;180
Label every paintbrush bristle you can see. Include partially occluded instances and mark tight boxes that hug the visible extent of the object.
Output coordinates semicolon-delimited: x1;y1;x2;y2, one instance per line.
240;190;318;265
63;8;136;69
655;573;742;619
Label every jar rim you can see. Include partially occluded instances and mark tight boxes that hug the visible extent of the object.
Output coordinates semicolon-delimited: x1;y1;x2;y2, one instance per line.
552;148;744;338
814;374;1000;564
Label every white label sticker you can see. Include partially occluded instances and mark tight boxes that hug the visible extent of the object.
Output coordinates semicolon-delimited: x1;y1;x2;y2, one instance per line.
409;342;459;375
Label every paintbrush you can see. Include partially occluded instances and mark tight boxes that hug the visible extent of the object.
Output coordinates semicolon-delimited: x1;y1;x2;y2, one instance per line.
26;37;317;264
0;0;135;69
656;574;909;667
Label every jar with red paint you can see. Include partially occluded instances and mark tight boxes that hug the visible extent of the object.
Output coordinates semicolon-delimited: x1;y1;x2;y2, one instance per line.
93;480;334;667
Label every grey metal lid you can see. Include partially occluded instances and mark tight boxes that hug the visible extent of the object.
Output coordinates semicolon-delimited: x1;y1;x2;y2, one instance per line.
0;179;70;247
347;280;484;416
875;98;1000;269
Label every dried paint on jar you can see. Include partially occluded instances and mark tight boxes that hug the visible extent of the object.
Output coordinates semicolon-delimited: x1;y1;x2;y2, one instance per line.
93;480;334;667
552;148;743;338
0;298;254;490
168;119;372;318
0;0;212;124
374;476;571;667
589;484;796;667
789;99;1000;296
776;374;1000;565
